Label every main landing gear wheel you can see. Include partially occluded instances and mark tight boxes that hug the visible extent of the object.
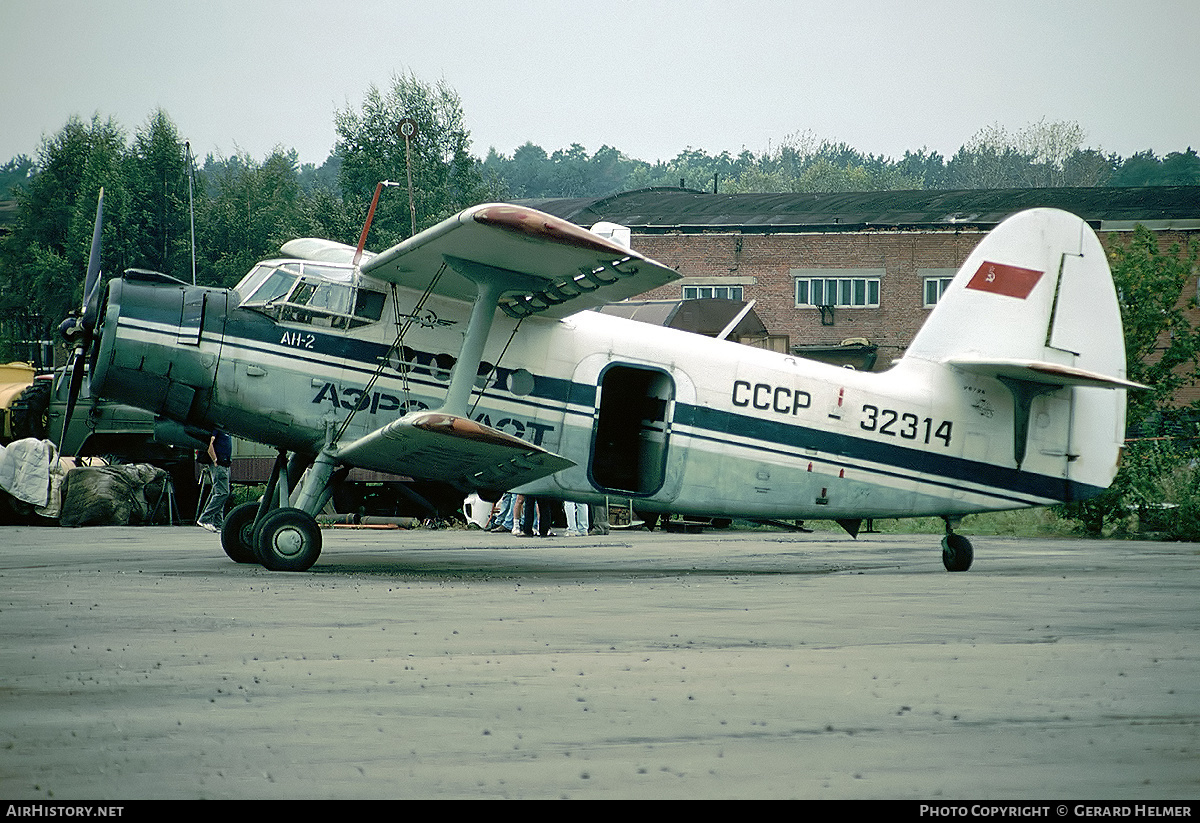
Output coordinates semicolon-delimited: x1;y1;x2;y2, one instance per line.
254;507;322;572
220;502;261;564
941;533;974;572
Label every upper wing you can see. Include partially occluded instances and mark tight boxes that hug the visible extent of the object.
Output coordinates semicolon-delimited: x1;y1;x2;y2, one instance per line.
280;204;664;489
335;410;575;492
357;203;680;320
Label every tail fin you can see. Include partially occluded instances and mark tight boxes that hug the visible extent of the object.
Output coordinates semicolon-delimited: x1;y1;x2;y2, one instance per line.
904;208;1140;492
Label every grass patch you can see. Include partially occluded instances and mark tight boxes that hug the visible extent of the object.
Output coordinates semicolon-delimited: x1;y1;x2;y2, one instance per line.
735;507;1085;538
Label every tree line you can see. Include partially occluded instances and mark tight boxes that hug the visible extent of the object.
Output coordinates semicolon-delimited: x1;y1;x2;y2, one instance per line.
1;71;1198;359
483;123;1200;198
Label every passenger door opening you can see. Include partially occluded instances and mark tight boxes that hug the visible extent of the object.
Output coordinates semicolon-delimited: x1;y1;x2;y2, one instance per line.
590;364;674;496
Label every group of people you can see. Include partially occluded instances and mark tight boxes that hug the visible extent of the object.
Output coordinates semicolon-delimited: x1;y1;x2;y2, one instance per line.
484;492;608;537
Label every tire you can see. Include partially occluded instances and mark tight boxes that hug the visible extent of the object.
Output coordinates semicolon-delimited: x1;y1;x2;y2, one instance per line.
220;502;261;564
10;380;51;441
255;507;322;572
941;533;974;572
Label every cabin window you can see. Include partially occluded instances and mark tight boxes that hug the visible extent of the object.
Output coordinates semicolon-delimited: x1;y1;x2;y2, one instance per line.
234;264;276;301
247;266;300;305
354;289;386;322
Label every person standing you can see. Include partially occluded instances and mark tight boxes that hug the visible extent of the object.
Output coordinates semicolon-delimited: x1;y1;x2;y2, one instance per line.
519;495;554;537
563;500;589;536
197;429;232;533
589;500;610;535
489;492;514;532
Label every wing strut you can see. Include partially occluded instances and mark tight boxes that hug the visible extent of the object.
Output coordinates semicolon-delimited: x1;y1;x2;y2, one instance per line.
437;255;546;417
443;275;501;416
334;264;448;445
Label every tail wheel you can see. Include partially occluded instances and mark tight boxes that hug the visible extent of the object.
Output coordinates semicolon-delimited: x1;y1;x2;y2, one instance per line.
941;533;974;572
220;502;261;564
255;507;322;572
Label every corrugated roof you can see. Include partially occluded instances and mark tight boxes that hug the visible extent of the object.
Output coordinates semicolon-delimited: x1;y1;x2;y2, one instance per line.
519;186;1200;232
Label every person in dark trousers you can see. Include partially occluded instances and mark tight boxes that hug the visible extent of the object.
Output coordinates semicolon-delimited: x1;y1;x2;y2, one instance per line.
197;429;232;533
519;495;554;537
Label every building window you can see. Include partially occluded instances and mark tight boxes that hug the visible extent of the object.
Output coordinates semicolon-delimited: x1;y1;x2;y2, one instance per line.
921;269;957;308
923;277;954;307
795;276;880;308
683;285;743;301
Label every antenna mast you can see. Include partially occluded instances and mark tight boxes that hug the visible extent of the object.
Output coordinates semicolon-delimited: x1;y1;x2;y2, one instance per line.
186;141;196;285
398;117;418;237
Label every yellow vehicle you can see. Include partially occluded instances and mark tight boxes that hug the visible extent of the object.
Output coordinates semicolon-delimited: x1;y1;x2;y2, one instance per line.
0;362;49;443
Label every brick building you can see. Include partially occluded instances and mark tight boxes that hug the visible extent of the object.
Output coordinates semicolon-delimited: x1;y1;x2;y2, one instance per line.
524;186;1200;370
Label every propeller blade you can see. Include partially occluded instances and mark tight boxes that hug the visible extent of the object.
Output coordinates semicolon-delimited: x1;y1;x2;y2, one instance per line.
82;188;104;328
59;347;88;447
60;188;105;447
81;275;104;335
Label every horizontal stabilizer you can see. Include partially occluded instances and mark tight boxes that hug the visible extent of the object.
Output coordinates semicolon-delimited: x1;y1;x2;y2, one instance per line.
336;411;575;492
948;357;1147;391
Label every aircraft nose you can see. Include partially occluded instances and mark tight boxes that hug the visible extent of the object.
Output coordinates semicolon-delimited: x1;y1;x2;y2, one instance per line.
91;273;226;424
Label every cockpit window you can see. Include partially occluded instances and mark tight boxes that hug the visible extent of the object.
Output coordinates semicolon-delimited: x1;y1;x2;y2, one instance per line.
251;266;301;304
236;261;385;329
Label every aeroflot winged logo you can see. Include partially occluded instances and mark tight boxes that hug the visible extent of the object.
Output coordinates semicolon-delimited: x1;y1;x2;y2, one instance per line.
966;261;1044;299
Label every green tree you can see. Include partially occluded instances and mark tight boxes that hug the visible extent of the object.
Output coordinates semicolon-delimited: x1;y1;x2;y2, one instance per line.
0;155;35;200
126;109;193;279
334;71;497;248
1111;227;1200;426
486;142;550;198
197;148;310;286
1111;148;1200;186
484;142;653;198
942;120;1115;189
1057;227;1200;535
0;115;129;355
896;148;949;189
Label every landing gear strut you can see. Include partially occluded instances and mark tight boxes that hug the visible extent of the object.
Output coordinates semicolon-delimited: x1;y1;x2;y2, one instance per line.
218;448;325;572
941;517;973;572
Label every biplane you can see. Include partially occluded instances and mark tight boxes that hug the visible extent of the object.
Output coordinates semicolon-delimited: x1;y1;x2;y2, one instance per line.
63;191;1138;571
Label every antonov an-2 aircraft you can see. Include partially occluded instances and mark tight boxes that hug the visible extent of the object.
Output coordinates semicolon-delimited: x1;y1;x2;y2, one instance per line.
65;191;1140;572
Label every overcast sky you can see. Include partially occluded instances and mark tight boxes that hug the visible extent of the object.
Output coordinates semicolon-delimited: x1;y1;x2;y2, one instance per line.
3;0;1198;169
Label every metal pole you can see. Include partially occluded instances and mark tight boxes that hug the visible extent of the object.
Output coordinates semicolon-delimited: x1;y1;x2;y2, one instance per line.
405;132;416;237
186;142;196;285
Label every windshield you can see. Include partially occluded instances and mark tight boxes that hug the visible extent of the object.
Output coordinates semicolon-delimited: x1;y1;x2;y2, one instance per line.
236;261;385;329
